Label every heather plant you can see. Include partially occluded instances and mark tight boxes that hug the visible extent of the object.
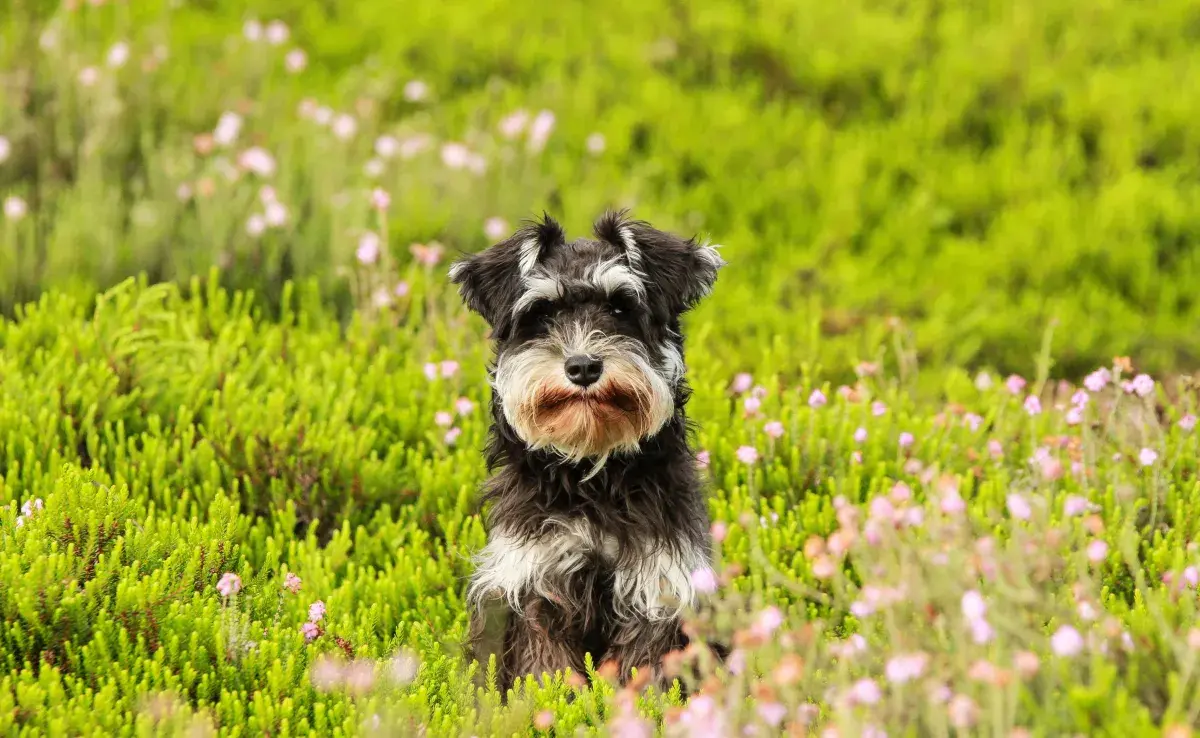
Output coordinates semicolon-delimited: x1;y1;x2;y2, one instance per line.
0;278;1199;735
3;0;1200;380
3;0;1200;735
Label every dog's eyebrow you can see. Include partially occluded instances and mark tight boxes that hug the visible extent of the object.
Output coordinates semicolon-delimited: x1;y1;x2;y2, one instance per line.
586;258;646;302
511;272;564;317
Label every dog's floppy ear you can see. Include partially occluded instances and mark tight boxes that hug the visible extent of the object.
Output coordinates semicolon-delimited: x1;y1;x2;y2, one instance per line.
449;213;566;332
593;210;725;317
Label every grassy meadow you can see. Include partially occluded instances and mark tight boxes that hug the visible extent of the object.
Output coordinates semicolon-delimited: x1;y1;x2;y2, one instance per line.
2;0;1200;735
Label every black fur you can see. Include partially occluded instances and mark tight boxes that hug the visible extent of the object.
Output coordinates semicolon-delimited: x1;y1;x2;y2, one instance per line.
451;211;724;696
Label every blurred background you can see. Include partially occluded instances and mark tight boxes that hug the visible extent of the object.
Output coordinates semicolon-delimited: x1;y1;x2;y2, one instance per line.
2;0;1199;386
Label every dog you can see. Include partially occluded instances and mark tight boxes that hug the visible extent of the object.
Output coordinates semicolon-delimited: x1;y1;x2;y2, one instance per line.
449;210;725;696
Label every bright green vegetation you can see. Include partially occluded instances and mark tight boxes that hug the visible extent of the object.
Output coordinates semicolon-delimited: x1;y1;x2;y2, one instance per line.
2;0;1200;735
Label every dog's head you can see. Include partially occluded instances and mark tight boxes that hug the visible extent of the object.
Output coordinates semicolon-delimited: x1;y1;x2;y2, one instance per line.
449;210;725;463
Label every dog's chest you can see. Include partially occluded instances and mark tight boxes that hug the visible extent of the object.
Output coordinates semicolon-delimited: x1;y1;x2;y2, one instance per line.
468;517;708;620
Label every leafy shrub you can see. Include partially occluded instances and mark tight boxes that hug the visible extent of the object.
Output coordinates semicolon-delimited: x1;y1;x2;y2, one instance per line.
0;278;1198;734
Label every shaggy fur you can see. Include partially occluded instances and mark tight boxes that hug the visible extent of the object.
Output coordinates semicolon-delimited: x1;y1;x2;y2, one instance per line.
450;210;725;695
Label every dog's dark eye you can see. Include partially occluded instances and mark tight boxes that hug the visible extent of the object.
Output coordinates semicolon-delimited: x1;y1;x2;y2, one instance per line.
608;291;636;317
519;299;556;331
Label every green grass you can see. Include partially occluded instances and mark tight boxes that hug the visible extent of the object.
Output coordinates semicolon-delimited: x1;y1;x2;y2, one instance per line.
3;0;1200;735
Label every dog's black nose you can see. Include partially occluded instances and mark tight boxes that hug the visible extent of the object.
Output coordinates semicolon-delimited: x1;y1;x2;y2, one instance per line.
564;355;604;387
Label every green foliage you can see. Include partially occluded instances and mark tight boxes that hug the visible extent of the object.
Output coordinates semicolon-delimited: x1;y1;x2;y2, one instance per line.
3;0;1200;734
0;277;1196;734
2;0;1200;383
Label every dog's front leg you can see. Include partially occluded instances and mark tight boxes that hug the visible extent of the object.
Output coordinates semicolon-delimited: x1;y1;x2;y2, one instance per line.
603;617;687;692
502;597;587;693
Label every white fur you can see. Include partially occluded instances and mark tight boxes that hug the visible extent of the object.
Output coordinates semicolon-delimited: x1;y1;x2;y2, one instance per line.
511;271;565;317
658;340;685;385
587;258;645;301
467;518;611;612
517;237;542;276
616;225;645;277
696;242;725;269
612;540;711;621
448;260;468;282
468;517;708;621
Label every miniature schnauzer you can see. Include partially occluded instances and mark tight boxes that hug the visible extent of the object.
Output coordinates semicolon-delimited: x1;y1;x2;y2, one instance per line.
449;210;725;695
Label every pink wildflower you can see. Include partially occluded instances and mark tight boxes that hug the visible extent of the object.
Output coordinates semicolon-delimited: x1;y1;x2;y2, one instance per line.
498;110;530;139
1024;395;1042;415
975;372;994;390
440;360;459;378
764;421;784;439
434;411;454;427
455;397;475;415
1066;407;1083;425
1063;495;1091;517
356;232;381;264
871;401;887;416
389;650;419;683
849;678;881;705
216;573;242;597
964;412;983;431
690;567;718;594
854;427;867;444
1139;448;1158;466
527;110;556;152
696;451;710;470
808;389;827;408
1180;414;1197;431
283;573;302;594
410;242;444;266
1007;494;1032;520
710;520;725;541
484;217;509;241
743;395;761;415
1051;625;1084;657
1005;375;1026;394
736;446;759;464
332;114;357;140
370;188;390;211
1131;374;1155;397
301;621;320;642
752;606;784;637
731;372;753;393
962;591;987;621
885;652;929;684
308;600;326;622
948;695;978;728
1084;369;1110;392
444;427;462;445
940;488;966;515
756;702;787;727
586;133;606;154
285;49;307;73
403;80;429;102
3;196;27;221
898;431;914;449
1087;540;1108;563
1014;651;1040;678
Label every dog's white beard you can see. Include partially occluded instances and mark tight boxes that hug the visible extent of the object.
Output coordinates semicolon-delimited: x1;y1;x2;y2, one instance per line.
493;324;674;466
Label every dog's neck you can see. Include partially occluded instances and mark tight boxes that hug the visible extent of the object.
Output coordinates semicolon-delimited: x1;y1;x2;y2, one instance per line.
479;389;709;545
